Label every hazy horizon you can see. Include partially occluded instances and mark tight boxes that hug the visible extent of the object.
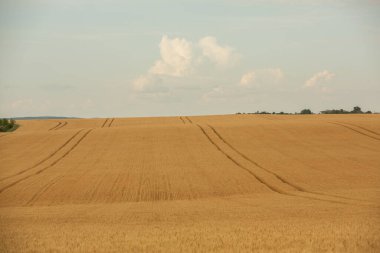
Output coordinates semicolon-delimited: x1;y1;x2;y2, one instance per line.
1;0;379;118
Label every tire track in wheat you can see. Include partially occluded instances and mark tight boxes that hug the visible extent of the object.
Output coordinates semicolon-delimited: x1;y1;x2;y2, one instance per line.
90;176;106;203
49;122;62;131
186;117;193;124
120;172;131;201
109;172;122;202
208;124;372;204
136;171;145;202
179;117;186;124
0;129;93;194
25;175;64;206
0;129;84;182
207;124;304;191
330;122;380;141
199;124;368;206
54;121;67;130
196;124;288;195
101;118;109;128
338;122;380;136
164;174;172;200
108;118;114;127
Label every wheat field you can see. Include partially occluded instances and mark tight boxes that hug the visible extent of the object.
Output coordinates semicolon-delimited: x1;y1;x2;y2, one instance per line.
0;114;379;252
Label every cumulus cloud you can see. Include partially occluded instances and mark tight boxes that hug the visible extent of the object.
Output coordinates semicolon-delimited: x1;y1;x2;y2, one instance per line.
131;75;166;93
239;68;284;87
199;36;238;66
149;35;193;77
132;35;240;94
305;70;335;87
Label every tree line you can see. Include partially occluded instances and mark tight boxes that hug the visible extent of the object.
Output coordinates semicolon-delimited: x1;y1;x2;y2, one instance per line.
236;106;373;115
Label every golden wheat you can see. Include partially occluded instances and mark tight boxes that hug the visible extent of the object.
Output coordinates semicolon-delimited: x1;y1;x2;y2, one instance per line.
0;115;379;252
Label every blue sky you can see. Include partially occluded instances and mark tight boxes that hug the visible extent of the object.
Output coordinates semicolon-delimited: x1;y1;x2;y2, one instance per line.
0;0;379;117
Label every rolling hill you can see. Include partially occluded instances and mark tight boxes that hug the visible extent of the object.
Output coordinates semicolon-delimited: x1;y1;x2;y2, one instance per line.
0;114;379;252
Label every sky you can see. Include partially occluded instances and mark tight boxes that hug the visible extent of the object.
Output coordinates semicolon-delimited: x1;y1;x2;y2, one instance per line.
0;0;379;118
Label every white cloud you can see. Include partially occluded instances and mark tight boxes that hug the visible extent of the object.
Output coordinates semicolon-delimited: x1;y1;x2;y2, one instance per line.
202;86;227;102
240;71;256;87
132;35;240;94
132;75;152;92
305;70;335;87
199;36;238;66
239;68;284;87
132;75;166;93
149;35;193;77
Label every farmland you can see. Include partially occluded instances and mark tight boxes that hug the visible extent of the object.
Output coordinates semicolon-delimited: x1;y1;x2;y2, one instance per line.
0;114;379;252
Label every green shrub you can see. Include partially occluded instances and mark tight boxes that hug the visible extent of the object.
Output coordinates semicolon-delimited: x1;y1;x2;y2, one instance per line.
0;118;17;132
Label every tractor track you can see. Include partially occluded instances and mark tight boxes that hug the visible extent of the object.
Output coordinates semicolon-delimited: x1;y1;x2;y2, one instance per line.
90;176;105;203
54;121;67;130
0;129;93;194
109;172;123;202
186;117;193;124
0;129;84;182
207;124;304;191
330;122;380;141
179;117;186;124
136;172;144;202
49;122;62;131
196;124;288;195
165;174;173;201
207;124;373;205
197;124;347;206
337;122;380;136
25;175;64;206
101;118;109;128
108;118;115;127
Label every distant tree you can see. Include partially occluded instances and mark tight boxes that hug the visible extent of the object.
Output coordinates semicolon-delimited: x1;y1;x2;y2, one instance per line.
321;108;349;114
320;106;374;114
300;109;312;114
351;106;363;114
0;118;17;132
